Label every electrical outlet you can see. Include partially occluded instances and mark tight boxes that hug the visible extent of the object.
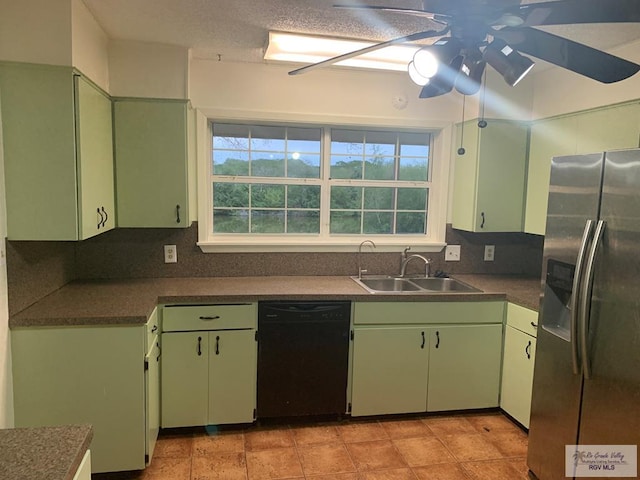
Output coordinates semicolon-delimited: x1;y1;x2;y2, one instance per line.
164;245;177;263
484;245;495;261
445;245;461;262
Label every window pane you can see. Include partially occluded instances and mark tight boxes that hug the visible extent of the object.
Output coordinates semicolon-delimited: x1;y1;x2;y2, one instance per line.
213;183;249;208
287;127;321;154
213;150;249;175
330;156;362;179
331;129;364;155
397;188;428;211
251;126;285;151
251;184;285;208
213;209;249;233
330;211;361;234
364;156;395;180
251;154;285;177
399;132;429;157
288;185;320;209
331;186;362;210
365;130;396;156
364;212;393;234
399;157;428;181
213;124;249;150
363;187;394;210
251;210;285;233
396;212;426;234
288;154;320;178
287;210;320;233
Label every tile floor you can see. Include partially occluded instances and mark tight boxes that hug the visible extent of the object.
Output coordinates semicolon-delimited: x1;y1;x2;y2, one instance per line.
94;412;532;480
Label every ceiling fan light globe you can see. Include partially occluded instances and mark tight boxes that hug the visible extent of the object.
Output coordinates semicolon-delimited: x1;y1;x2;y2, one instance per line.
408;61;430;86
413;48;439;78
505;56;535;86
484;39;535;87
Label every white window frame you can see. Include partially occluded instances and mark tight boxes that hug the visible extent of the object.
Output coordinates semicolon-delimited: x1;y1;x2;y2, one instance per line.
197;117;450;253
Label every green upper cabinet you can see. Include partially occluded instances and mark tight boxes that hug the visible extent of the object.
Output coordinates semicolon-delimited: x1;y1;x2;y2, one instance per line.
113;98;193;228
525;102;640;235
0;63;115;240
452;119;529;232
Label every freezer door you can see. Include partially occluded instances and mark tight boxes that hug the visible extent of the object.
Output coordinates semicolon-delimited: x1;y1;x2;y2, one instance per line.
528;153;604;480
578;149;640;449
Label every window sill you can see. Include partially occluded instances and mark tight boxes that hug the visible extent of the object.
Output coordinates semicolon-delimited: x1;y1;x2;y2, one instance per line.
197;239;446;253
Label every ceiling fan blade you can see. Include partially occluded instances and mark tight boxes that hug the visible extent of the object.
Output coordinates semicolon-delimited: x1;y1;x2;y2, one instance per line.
288;28;448;76
494;27;640;83
333;4;448;21
516;0;640;27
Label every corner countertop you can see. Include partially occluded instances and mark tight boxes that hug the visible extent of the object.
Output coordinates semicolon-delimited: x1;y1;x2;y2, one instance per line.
9;275;541;328
0;424;92;480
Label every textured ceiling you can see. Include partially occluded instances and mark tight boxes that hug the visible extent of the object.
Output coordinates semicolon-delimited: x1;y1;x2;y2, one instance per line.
83;0;640;65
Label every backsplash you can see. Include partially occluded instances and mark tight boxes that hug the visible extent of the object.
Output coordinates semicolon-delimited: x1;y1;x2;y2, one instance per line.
7;222;543;315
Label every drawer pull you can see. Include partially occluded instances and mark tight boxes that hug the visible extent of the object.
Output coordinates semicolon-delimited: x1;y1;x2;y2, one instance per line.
531;321;538;328
199;316;221;320
197;336;202;356
525;340;532;359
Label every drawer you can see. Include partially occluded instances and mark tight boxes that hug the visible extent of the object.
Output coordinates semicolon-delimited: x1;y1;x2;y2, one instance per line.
353;301;504;325
162;304;257;331
506;303;539;337
146;307;159;349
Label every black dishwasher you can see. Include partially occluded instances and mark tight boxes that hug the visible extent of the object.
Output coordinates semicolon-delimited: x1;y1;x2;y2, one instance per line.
257;301;351;418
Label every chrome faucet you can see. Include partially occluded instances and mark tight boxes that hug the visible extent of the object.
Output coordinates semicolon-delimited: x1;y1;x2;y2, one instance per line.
357;240;376;279
400;254;431;278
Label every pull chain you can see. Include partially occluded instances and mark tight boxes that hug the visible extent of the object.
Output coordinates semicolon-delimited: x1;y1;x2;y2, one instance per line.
478;68;488;129
457;95;467;155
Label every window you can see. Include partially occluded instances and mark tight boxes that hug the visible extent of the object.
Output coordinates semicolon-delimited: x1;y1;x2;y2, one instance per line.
200;121;446;251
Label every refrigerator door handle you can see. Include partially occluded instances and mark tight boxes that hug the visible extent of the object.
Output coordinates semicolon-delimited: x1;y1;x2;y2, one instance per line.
570;220;595;375
579;219;606;380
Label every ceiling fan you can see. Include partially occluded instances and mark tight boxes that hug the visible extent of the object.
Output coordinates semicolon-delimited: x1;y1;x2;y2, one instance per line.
288;0;640;98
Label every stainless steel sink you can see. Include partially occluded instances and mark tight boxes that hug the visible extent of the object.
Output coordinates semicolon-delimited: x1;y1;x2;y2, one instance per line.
352;275;481;294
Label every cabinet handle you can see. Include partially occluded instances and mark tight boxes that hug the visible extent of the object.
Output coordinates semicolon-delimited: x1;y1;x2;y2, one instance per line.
525;340;532;359
480;212;485;229
151;325;158;333
156;341;161;362
215;335;220;355
435;331;440;349
176;204;181;224
420;331;425;349
97;208;104;229
531;321;538;328
101;207;108;227
197;336;202;356
199;316;220;321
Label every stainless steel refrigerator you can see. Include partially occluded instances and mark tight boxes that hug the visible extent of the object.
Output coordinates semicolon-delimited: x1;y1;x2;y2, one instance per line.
527;149;640;479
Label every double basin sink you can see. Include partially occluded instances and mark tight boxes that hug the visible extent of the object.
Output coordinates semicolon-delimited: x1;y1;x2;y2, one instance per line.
352;275;481;294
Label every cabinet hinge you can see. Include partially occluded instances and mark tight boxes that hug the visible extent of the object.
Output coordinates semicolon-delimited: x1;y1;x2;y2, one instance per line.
350;330;354;341
347;402;352;413
253;408;257;420
145;454;149;464
255;330;258;342
144;359;149;371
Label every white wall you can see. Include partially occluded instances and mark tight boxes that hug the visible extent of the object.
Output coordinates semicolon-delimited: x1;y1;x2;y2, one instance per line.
0;0;72;66
0;90;14;428
109;40;190;98
71;0;109;91
531;40;640;119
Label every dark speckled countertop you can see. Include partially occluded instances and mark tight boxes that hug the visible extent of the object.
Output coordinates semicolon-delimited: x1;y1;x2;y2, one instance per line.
9;275;541;328
0;424;92;480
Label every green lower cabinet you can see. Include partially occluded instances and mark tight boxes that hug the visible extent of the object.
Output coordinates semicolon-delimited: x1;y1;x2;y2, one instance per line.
500;325;536;428
11;325;149;473
351;326;429;416
161;329;257;428
426;324;503;412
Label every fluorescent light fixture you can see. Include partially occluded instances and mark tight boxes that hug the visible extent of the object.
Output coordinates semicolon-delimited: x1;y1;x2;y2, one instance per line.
264;31;420;72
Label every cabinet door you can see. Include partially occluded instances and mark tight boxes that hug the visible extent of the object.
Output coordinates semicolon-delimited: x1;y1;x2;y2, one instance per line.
75;75;115;239
427;324;502;411
501;326;536;428
161;332;209;427
113;99;190;227
208;329;257;424
351;327;429;416
145;335;160;464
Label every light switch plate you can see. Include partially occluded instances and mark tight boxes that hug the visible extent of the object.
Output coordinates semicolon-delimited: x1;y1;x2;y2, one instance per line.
445;245;461;262
484;245;495;261
164;245;177;263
